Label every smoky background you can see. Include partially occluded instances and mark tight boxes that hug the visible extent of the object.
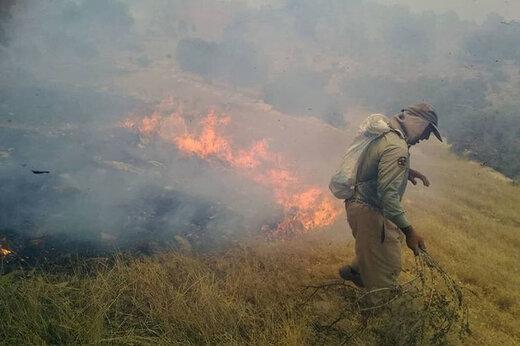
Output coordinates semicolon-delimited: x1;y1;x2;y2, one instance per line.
0;0;518;255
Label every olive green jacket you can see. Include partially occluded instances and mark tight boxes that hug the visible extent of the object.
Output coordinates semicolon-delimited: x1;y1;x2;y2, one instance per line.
353;129;410;229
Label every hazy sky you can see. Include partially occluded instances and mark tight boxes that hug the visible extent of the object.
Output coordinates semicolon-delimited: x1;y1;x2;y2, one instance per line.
369;0;520;22
244;0;520;22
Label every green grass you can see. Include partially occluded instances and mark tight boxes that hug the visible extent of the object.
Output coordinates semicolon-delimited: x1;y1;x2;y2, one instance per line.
1;143;519;345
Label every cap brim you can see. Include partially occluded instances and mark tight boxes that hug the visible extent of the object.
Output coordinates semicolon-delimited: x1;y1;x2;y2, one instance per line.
431;123;443;142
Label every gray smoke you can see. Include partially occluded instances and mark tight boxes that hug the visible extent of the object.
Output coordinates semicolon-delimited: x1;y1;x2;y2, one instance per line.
0;0;519;256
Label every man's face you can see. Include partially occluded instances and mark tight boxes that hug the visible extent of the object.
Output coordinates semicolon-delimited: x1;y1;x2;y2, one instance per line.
403;115;432;145
415;125;433;144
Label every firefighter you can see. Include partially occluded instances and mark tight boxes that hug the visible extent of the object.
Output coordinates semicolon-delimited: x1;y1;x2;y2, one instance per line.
339;103;442;289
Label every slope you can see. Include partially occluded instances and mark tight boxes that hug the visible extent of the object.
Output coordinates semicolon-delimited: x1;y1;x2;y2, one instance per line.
1;3;519;343
1;107;519;344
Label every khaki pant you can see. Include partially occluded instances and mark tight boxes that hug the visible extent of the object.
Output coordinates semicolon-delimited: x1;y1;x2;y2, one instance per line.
346;201;403;289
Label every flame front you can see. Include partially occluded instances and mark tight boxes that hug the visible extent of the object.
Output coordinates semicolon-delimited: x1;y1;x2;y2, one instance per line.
122;99;340;236
0;243;12;257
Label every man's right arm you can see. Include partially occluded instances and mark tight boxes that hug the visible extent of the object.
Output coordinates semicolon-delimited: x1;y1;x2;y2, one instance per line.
377;142;426;255
377;143;410;229
400;225;426;255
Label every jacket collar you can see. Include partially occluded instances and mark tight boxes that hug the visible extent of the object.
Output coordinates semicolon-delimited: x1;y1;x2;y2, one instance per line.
388;117;406;140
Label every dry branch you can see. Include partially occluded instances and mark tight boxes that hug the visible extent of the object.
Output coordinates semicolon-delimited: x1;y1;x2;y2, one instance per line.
302;250;470;345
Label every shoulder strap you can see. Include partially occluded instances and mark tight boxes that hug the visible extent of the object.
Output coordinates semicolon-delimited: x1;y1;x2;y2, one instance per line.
353;129;395;195
352;134;376;195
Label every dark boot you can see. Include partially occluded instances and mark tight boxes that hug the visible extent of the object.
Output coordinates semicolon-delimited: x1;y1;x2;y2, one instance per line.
339;265;364;287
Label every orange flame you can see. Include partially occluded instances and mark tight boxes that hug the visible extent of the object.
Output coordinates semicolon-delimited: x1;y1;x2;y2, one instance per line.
0;242;12;257
123;102;340;236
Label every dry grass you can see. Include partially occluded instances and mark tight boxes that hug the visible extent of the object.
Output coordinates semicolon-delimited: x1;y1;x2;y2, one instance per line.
0;244;328;345
1;144;519;345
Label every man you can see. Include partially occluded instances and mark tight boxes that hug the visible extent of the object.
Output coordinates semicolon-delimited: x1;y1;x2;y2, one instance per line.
339;103;442;289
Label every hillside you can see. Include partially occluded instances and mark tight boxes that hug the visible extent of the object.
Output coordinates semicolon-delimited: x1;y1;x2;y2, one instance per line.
1;115;519;345
1;1;520;344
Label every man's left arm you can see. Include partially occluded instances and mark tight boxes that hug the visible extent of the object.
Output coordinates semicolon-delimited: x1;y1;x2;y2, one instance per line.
408;168;430;186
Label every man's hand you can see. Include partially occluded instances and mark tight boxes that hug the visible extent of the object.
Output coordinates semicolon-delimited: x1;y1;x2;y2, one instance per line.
408;168;430;187
401;225;426;256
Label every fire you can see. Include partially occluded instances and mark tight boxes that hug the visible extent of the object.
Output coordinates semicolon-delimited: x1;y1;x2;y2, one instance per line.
0;242;13;257
123;100;340;236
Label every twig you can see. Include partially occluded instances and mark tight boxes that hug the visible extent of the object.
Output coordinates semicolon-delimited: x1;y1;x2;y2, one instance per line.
305;250;470;344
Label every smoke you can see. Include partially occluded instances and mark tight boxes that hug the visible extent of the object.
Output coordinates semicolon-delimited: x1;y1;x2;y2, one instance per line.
0;81;278;251
0;0;519;257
